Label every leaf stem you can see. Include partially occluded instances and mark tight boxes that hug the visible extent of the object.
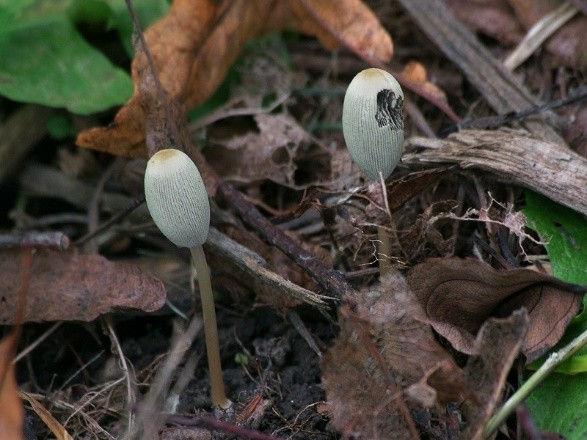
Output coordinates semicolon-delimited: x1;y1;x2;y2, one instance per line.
377;225;391;277
483;327;587;438
190;245;230;409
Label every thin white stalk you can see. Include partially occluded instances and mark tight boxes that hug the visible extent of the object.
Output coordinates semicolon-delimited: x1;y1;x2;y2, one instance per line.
377;225;391;277
190;245;230;409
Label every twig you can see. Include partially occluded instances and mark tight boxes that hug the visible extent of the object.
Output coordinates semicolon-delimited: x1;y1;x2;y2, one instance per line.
483;327;587;438
397;0;565;145
13;322;63;364
403;129;587;216
441;85;587;135
166;413;282;440
86;159;122;252
102;316;137;436
213;177;355;300
129;315;203;439
0;231;70;251
504;1;577;71
207;227;332;308
0;105;53;184
73;195;145;247
286;310;322;357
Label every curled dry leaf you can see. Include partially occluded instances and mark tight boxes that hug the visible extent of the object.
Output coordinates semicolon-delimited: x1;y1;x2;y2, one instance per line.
400;61;447;104
0;250;166;324
444;0;587;67
321;271;469;438
76;0;392;157
461;309;529;440
407;257;585;363
205;113;315;188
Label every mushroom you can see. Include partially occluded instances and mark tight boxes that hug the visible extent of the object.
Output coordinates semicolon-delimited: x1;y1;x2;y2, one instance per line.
342;68;404;275
144;148;230;409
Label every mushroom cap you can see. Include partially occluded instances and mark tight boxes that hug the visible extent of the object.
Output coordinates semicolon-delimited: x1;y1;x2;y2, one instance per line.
342;68;404;181
144;148;210;248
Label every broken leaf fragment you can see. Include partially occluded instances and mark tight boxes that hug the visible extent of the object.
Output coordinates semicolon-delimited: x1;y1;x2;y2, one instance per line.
321;271;469;438
76;0;393;157
407;257;585;362
0;249;166;324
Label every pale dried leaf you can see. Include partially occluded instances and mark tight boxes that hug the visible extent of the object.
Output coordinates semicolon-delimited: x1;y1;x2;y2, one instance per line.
0;250;166;324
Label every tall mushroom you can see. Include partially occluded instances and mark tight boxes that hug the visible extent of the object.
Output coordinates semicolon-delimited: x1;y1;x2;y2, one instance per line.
144;148;230;409
342;68;404;275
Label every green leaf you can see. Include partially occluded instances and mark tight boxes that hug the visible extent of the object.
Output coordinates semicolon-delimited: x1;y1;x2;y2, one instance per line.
526;372;587;439
524;190;587;285
524;190;587;438
0;0;168;114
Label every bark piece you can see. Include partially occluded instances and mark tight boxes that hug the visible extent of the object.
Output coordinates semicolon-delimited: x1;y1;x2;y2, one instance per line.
403;129;587;216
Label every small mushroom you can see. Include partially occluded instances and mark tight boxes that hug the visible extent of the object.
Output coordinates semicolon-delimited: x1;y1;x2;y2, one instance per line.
144;148;230;409
342;67;404;181
342;68;405;275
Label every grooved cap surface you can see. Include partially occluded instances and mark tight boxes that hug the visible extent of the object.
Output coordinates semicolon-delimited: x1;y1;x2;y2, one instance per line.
342;68;404;180
144;149;210;248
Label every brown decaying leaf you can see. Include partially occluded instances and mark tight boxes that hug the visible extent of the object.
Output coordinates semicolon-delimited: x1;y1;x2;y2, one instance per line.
19;392;73;440
0;250;166;324
76;0;392;158
0;333;24;440
444;0;587;67
460;309;528;440
400;61;447;104
407;257;585;362
205;113;311;188
321;271;469;438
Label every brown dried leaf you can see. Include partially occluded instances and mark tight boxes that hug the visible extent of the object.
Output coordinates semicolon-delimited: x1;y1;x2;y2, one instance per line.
321;272;469;438
443;0;524;45
0;250;166;324
407;258;585;362
206;114;311;188
445;0;587;67
400;61;447;104
19;392;73;440
461;309;529;440
76;0;392;157
0;333;24;440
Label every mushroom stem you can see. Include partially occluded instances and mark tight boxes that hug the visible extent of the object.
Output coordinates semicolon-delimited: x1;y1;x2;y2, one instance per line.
190;245;230;409
377;225;391;277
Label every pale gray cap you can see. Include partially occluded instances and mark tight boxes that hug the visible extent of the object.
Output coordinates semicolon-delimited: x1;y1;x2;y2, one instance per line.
144;149;210;248
342;68;404;181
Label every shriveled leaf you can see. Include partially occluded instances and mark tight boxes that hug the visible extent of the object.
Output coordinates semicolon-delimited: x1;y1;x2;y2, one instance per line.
445;0;587;68
461;310;529;440
407;258;585;362
0;250;166;324
76;0;392;157
19;392;73;440
321;271;469;438
386;168;452;211
205;113;314;188
400;61;447;104
0;333;24;440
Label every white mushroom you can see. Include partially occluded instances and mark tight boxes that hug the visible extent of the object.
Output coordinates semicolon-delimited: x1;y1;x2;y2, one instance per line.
342;68;405;276
342;67;404;181
144;148;230;409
